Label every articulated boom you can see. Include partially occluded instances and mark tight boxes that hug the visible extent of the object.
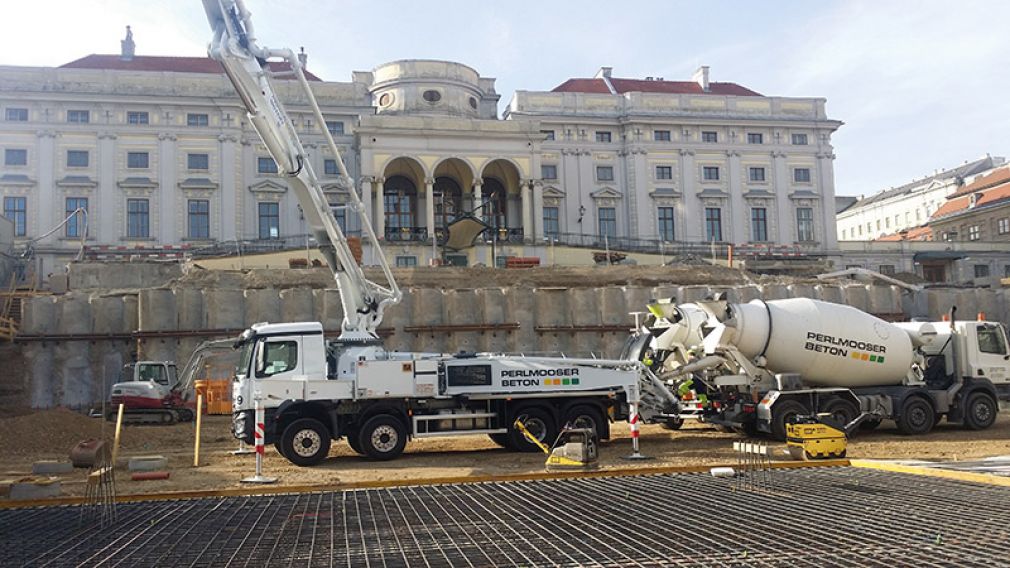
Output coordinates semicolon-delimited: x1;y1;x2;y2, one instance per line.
204;0;401;338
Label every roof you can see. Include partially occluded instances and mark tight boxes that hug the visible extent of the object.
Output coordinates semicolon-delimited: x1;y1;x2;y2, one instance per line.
60;54;322;81
948;166;1010;198
551;77;761;96
847;156;1000;210
931;180;1010;220
874;226;933;242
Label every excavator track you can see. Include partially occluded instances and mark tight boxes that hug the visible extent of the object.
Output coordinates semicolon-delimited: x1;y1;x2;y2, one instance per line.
106;409;180;425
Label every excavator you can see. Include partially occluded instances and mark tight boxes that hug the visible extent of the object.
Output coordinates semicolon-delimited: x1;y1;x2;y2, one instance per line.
108;338;235;424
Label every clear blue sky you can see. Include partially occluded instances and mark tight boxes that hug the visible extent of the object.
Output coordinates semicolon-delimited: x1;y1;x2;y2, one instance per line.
3;1;1008;197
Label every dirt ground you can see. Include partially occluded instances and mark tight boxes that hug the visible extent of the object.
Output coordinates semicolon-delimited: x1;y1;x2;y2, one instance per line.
2;408;1009;499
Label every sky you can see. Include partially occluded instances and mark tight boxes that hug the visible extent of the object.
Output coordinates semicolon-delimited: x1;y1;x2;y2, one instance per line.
3;0;1009;198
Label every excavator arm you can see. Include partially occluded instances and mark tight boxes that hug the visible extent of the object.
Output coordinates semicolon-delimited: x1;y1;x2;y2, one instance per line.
203;0;400;339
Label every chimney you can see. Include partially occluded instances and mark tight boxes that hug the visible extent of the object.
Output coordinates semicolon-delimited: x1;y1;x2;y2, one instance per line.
120;25;135;61
297;47;308;68
692;65;710;92
594;66;612;79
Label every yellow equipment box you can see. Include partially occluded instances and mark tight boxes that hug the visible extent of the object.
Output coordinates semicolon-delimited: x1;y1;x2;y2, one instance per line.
786;419;847;460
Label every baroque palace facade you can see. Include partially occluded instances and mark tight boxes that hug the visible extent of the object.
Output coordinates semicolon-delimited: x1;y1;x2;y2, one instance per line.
0;38;841;269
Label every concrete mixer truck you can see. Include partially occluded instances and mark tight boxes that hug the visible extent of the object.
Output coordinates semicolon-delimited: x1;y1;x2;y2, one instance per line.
642;296;1008;439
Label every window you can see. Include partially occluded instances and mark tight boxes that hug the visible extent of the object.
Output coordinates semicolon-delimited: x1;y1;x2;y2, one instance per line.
258;202;280;239
791;133;808;145
5;108;27;121
324;159;338;175
655;166;672;180
598;207;616;238
595;131;612;143
885;217;890;229
67;110;90;123
842;229;847;240
748;167;766;182
541;130;555;141
4;149;26;166
747;133;763;144
127;152;149;169
702;166;720;181
188;199;210;239
541;164;557;180
187;153;209;171
878;265;896;276
969;225;980;241
127;111;149;125
3;196;26;236
796;207;815;242
999;218;1010;235
126;198;150;238
65;197;88;237
186;113;209;127
596;166;614;181
974;264;990;279
258;340;298;377
658;207;675;241
751;207;768;242
543;206;559;238
395;256;418;268
422;90;442;102
701;131;718;143
653;130;671;142
1005;265;1010;278
331;205;347;233
447;365;493;387
794;168;812;183
977;324;1007;355
258;157;278;174
705;207;722;242
67;150;89;168
325;120;344;136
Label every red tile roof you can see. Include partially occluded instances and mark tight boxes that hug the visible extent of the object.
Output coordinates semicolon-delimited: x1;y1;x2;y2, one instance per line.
552;77;761;96
948;165;1010;198
60;54;322;81
875;226;933;241
932;180;1010;219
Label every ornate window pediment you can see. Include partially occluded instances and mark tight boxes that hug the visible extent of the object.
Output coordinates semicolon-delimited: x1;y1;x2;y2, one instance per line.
248;179;287;195
743;188;774;199
0;174;35;188
178;177;219;191
788;189;820;200
696;187;729;199
57;175;97;189
590;186;622;208
542;185;565;207
117;176;158;189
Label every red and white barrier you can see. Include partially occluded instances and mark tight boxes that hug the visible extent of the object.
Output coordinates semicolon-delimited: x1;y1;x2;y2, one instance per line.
623;402;650;460
241;400;277;484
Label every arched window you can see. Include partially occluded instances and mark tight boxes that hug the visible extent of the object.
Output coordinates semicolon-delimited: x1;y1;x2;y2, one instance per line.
481;177;507;228
434;176;463;228
383;175;416;230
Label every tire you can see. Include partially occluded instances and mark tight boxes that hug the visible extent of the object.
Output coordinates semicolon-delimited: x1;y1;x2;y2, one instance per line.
177;409;194;422
274;440;286;458
488;433;513;449
822;399;859;429
770;400;808;441
508;407;558;453
964;392;998;430
896;397;935;435
280;418;332;466
346;428;364;454
858;418;882;431
357;415;408;460
660;416;684;431
562;405;605;438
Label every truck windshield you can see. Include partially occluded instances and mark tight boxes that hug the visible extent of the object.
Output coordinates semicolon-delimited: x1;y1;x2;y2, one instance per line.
236;341;255;380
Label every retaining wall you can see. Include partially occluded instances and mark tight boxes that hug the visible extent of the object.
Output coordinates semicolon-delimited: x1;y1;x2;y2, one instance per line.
5;284;1008;409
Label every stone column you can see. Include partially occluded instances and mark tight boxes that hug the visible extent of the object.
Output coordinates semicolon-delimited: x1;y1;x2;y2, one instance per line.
371;177;385;238
157;132;178;243
97;132;118;244
472;179;484;220
818;150;838;251
35;130;57;245
359;176;372;235
532;179;544;240
727;150;744;244
424;176;436;237
772;150;791;244
520;179;533;243
218;134;238;241
679;149;700;241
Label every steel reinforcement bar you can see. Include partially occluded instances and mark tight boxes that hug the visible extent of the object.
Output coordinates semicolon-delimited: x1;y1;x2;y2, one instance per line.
3;467;1010;567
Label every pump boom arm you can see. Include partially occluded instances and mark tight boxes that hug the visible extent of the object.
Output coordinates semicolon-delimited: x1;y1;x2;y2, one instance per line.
203;0;401;339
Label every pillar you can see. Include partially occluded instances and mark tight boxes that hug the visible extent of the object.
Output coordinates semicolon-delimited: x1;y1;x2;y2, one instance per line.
359;176;372;235
727;150;744;244
425;176;435;237
521;179;533;243
532;179;544;240
218;134;238;241
679;149;700;241
97;132;118;244
472;179;483;220
157;132;178;243
372;176;384;238
772;150;791;244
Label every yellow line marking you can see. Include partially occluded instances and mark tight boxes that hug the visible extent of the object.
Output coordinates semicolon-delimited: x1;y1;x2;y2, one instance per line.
0;459;849;509
850;459;1010;487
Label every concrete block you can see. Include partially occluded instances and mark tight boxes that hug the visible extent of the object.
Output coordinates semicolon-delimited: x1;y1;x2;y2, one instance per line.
32;461;74;474
9;480;61;500
128;455;169;472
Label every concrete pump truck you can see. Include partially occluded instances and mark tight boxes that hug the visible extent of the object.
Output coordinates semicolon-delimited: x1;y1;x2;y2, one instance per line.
202;0;676;465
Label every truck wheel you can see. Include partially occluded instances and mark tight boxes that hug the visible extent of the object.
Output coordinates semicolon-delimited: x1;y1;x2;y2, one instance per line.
281;418;332;466
274;440;286;458
771;400;807;441
660;416;684;430
488;433;513;449
896;397;935;435
358;415;407;460
964;392;998;430
823;399;859;429
509;407;557;452
563;405;605;438
346;428;364;455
